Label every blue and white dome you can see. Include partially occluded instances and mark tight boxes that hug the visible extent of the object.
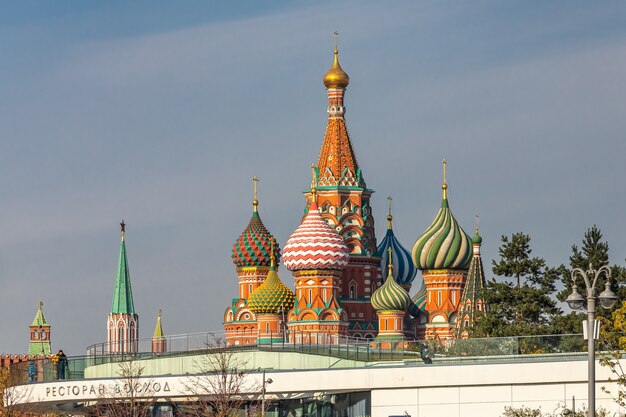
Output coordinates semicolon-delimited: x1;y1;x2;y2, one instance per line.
375;204;417;287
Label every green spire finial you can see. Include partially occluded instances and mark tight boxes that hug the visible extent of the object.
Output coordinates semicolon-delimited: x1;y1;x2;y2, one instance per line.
111;221;135;315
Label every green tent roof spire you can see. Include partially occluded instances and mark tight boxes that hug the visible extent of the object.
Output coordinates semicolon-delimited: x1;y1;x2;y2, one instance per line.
111;220;135;314
30;301;49;327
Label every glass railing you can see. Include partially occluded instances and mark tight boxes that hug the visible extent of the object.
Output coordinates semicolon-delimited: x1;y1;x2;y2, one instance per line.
9;332;589;386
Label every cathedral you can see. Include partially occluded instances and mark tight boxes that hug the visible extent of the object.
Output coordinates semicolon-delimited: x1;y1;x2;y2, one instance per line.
223;44;487;346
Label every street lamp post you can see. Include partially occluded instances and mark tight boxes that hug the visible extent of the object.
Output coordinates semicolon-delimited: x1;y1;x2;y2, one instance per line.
260;369;273;417
566;264;618;417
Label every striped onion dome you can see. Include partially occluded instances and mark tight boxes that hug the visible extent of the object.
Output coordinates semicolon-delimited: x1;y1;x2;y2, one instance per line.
283;201;350;271
412;182;472;270
248;264;295;314
375;210;417;285
232;209;280;268
371;251;411;312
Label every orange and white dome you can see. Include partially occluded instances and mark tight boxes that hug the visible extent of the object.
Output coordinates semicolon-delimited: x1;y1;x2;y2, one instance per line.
282;202;350;271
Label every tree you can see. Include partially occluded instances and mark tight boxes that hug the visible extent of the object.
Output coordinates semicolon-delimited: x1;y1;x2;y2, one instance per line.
184;335;261;417
598;300;626;408
492;233;547;288
0;366;47;417
473;233;560;338
557;225;626;321
92;360;156;417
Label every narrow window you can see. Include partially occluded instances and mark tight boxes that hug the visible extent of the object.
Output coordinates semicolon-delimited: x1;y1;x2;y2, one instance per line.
438;291;442;306
308;289;312;303
452;291;456;306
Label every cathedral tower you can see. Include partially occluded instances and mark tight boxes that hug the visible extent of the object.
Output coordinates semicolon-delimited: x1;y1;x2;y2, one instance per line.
283;168;351;343
248;239;295;344
455;225;487;339
28;302;51;356
371;248;411;343
412;161;472;339
224;178;280;345
305;41;381;338
107;220;139;353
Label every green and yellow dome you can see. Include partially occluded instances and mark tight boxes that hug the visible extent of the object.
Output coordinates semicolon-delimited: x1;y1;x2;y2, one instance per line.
248;255;295;314
412;161;472;270
371;249;411;312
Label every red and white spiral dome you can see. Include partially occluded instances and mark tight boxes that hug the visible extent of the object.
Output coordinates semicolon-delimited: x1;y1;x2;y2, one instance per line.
282;202;350;271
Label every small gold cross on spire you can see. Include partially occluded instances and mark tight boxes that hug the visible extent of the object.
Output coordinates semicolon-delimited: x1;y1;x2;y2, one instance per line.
475;214;480;234
387;195;393;229
310;164;318;200
252;176;259;212
120;219;126;241
442;159;448;199
270;237;276;269
158;309;162;318
333;31;339;51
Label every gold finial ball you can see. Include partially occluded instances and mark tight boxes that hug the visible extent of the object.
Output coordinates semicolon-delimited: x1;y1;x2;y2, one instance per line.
442;183;448;190
323;49;350;89
387;214;393;222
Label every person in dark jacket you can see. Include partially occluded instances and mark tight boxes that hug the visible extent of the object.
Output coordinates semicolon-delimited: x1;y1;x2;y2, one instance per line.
56;350;68;379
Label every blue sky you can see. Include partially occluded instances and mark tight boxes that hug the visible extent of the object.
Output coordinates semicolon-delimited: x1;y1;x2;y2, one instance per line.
2;1;626;354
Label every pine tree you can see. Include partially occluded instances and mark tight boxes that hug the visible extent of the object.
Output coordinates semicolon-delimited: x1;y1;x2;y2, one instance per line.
473;233;560;337
557;226;626;322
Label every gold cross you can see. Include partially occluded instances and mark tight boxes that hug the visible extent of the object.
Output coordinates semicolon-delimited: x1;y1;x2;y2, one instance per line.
333;31;339;50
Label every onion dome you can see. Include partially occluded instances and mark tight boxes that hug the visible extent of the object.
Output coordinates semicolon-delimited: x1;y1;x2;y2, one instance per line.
232;178;280;268
375;196;417;285
371;248;411;312
472;230;483;245
412;160;472;270
248;247;295;314
323;47;350;89
283;172;349;271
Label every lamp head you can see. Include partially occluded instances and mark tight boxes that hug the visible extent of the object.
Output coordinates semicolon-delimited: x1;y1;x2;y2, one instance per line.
566;286;585;311
599;282;618;309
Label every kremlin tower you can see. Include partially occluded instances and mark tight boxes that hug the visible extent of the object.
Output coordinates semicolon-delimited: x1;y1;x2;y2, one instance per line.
412;161;472;339
152;310;166;354
224;178;280;346
107;220;139;353
28;302;51;356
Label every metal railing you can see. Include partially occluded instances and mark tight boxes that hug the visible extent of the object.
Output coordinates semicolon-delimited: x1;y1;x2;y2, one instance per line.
9;332;588;386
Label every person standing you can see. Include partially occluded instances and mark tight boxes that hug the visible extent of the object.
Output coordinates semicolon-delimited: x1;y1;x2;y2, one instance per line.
56;350;68;380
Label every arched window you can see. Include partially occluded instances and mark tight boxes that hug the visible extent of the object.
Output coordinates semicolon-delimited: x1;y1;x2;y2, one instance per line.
41;330;46;340
33;331;39;339
349;283;356;299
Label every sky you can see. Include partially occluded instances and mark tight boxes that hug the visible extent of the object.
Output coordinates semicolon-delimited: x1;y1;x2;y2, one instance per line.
1;1;626;355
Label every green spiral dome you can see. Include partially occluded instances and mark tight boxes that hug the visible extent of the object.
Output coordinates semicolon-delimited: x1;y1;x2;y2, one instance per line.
371;270;410;312
247;267;295;314
412;197;472;270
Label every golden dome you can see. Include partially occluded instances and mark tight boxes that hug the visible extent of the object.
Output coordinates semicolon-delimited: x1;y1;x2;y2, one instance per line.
323;48;349;89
